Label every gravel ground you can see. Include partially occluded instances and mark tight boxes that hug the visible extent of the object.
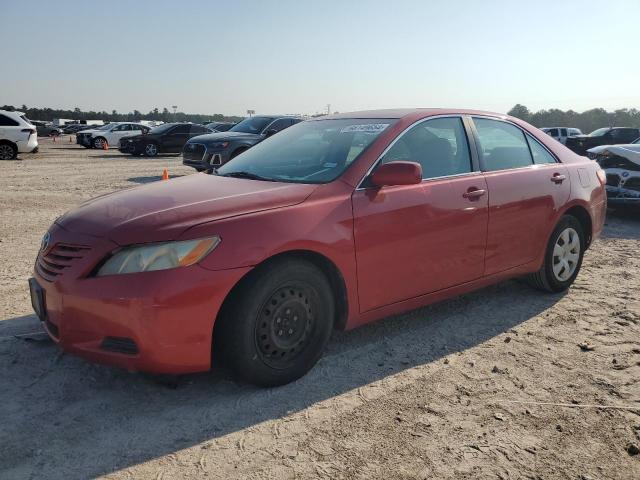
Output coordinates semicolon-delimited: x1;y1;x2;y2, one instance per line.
1;139;639;479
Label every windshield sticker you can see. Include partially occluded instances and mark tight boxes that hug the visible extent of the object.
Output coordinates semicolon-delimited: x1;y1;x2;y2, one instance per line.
340;123;390;134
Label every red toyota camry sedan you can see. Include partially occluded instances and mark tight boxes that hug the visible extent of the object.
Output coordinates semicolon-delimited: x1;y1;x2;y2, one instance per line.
30;109;606;386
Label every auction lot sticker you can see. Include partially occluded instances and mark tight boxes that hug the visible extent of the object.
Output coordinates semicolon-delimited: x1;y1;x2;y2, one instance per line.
340;123;390;134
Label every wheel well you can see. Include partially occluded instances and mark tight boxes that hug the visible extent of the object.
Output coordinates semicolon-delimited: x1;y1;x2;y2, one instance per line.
213;250;349;347
564;206;593;248
0;139;17;148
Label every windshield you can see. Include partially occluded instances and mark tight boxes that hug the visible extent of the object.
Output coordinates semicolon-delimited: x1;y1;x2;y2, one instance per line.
632;137;640;144
149;123;175;135
589;128;610;137
229;116;275;134
216;119;397;184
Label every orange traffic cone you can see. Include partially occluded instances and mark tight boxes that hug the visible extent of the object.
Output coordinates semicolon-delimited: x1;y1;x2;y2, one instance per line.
103;140;109;150
162;168;169;181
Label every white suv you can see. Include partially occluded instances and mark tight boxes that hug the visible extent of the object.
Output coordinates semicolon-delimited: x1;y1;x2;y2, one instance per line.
0;110;38;160
76;122;150;149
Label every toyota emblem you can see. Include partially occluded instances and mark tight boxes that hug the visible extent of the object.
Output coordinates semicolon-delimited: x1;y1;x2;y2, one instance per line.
41;232;51;252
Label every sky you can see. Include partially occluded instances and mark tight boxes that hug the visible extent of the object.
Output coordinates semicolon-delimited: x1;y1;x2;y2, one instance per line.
1;0;639;117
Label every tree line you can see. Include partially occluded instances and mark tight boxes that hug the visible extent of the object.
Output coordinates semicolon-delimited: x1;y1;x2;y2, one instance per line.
507;104;640;134
0;104;244;124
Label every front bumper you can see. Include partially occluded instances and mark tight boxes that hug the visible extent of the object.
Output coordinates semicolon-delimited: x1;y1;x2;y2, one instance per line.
605;185;640;204
31;224;251;374
183;145;229;170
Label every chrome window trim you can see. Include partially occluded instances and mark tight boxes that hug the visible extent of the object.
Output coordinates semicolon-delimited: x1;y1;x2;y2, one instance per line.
355;114;476;190
469;115;562;171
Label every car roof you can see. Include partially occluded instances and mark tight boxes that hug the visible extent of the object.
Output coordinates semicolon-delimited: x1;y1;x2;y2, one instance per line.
318;108;511;121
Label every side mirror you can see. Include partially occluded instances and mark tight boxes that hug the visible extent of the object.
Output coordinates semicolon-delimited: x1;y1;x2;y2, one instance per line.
264;128;278;137
370;161;422;187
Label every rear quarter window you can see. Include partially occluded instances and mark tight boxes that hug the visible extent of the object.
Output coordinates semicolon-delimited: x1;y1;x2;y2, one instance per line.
0;114;20;126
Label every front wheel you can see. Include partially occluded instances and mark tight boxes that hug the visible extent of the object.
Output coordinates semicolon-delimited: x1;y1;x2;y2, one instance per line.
144;143;158;157
528;215;585;293
216;258;334;386
93;137;107;149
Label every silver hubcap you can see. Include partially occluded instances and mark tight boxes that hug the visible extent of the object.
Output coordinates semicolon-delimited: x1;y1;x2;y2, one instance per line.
94;138;105;148
145;144;157;156
552;227;580;281
0;145;13;159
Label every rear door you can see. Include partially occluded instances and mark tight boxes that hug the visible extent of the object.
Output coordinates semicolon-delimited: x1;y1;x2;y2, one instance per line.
470;117;570;275
352;116;489;312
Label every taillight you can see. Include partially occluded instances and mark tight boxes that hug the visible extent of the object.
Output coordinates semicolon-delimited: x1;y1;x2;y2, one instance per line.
21;128;36;135
596;168;606;186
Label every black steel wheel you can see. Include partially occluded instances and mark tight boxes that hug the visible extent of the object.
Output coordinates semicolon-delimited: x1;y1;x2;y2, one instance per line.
215;258;334;386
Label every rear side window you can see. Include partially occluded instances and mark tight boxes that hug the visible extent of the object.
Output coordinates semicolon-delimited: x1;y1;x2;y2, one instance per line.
547;128;559;137
171;125;190;135
526;134;557;164
0;114;19;126
473;118;533;171
381;117;471;179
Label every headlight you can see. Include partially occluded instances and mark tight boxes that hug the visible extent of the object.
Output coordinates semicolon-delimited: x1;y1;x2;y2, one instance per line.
96;236;220;276
208;141;229;150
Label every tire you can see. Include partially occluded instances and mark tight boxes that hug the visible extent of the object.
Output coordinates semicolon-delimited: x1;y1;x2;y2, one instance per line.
216;258;334;387
93;137;107;149
528;215;585;293
144;143;159;157
0;142;17;160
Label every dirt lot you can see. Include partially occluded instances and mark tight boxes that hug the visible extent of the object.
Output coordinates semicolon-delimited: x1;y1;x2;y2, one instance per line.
1;138;639;479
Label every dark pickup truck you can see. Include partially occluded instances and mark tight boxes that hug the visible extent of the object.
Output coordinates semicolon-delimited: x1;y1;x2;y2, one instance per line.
565;127;640;155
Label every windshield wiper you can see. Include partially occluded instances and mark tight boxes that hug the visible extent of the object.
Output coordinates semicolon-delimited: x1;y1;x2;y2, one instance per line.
220;171;273;181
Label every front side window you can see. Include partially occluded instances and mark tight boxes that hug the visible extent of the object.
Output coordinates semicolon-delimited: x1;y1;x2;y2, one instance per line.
547;128;559;136
526;134;557;164
217;118;397;184
381;117;471;179
473;118;533;171
560;128;567;136
171;124;190;135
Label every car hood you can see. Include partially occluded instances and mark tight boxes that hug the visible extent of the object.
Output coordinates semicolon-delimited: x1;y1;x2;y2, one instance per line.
56;174;317;245
188;131;262;144
588;144;640;155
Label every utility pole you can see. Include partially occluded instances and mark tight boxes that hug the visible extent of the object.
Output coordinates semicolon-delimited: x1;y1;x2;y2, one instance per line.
326;104;331;115
172;105;177;119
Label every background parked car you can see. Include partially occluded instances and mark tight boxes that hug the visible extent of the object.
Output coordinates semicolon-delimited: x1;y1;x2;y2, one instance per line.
0;110;38;160
204;121;236;132
183;115;302;171
29;120;62;137
119;123;213;157
63;124;95;134
565;127;640;155
541;127;582;145
587;138;640;204
76;122;150;149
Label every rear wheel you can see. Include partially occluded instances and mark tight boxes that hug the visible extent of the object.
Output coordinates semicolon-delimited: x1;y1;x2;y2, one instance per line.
144;143;158;157
0;142;17;160
528;215;585;292
216;258;334;386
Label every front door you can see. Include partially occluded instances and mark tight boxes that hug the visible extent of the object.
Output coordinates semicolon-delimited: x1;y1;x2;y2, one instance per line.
352;116;488;312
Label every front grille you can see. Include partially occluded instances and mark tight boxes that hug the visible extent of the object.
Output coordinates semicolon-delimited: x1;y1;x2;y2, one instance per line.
36;243;91;282
183;144;206;162
623;177;640;192
606;173;621;187
100;337;139;355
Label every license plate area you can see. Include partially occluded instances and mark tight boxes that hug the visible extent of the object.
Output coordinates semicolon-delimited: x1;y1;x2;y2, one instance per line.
28;278;47;322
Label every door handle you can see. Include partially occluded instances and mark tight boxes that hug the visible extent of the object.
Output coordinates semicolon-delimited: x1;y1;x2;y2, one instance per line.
550;173;566;184
463;188;486;199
